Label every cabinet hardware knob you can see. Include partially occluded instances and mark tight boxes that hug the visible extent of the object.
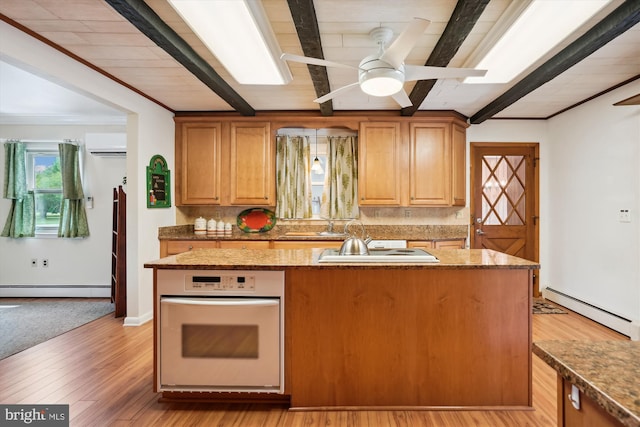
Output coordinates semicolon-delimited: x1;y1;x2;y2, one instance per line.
188;245;193;250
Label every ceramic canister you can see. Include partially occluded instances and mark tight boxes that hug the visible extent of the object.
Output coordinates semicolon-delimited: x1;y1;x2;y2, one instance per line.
194;217;207;235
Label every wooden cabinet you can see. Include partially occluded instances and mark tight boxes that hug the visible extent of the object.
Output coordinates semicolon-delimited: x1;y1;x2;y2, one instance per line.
160;240;220;258
409;122;450;205
359;119;467;207
358;122;402;205
228;122;274;205
219;240;270;249
558;377;622;427
451;122;466;206
408;239;465;250
175;119;274;206
272;241;340;249
176;121;222;205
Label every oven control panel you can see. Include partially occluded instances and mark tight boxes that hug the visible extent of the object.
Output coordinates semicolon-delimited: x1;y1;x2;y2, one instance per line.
187;275;256;292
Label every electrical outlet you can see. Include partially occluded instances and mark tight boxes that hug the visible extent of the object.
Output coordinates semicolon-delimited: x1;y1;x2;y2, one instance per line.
455;210;465;219
42;259;49;268
31;258;37;267
618;209;631;223
374;209;381;218
404;210;411;218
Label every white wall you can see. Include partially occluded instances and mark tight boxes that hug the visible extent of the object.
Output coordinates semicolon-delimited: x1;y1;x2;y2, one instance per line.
546;81;640;323
0;126;126;295
468;80;640;335
0;21;176;325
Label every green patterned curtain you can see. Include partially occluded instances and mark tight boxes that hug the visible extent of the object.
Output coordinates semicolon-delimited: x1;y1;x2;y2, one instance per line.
2;142;35;237
58;143;89;238
276;135;312;219
321;136;359;219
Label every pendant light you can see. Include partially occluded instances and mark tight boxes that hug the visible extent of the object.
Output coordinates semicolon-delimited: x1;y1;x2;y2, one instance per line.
311;130;324;174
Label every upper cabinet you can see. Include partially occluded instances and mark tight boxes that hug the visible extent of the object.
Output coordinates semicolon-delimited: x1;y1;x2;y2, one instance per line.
229;122;274;206
175;119;274;206
176;121;222;205
175;114;466;208
358;122;402;205
359;118;467;207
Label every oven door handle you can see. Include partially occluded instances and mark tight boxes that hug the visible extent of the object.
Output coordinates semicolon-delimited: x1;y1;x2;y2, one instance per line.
161;297;278;307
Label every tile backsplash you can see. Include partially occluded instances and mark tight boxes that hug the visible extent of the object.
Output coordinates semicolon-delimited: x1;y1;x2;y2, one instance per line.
176;206;469;227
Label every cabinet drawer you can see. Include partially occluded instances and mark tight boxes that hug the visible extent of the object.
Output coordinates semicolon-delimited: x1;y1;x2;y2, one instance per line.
165;240;219;255
219;241;271;249
272;241;340;249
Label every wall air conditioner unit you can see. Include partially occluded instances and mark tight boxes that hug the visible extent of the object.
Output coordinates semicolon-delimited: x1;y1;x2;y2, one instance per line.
85;133;127;157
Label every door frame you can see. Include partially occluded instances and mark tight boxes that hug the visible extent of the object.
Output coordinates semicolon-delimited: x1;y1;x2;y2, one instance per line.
469;142;540;295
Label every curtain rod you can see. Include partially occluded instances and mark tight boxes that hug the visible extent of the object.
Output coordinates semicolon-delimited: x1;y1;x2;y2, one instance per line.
1;139;81;144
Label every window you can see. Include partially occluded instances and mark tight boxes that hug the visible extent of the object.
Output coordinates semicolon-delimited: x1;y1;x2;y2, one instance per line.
27;150;62;235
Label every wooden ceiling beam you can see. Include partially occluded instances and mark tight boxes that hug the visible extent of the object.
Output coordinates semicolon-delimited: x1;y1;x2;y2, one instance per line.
401;0;490;117
286;0;334;116
105;0;256;116
470;0;640;124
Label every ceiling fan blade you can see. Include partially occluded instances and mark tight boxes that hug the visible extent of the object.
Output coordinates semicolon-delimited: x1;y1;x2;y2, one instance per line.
314;82;360;104
380;18;430;69
391;90;412;108
280;53;356;70
404;65;487;81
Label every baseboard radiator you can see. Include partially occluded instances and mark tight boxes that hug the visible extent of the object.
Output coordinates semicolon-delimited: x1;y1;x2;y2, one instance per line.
0;284;110;298
543;287;640;341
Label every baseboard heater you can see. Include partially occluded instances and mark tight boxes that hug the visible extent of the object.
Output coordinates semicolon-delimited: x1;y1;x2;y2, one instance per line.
0;284;110;298
543;287;640;340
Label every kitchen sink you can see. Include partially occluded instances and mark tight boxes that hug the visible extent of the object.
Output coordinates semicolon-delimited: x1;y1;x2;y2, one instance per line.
318;248;439;263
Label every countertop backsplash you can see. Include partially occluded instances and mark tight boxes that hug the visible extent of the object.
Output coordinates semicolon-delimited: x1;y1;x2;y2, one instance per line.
175;206;470;228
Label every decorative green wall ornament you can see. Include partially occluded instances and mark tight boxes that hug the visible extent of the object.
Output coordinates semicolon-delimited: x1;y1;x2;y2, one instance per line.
146;155;171;208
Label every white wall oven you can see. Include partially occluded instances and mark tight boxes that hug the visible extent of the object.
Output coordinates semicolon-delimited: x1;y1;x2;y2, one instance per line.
156;270;284;393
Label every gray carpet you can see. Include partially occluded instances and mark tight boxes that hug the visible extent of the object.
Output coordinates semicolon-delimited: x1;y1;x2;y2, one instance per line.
0;298;115;360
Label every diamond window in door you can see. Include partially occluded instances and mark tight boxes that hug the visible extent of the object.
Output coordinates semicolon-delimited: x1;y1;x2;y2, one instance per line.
481;155;526;225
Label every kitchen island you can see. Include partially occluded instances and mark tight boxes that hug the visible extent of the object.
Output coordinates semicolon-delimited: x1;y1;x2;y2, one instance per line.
145;248;538;409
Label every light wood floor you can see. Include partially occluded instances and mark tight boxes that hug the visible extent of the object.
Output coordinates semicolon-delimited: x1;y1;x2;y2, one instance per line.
0;300;627;426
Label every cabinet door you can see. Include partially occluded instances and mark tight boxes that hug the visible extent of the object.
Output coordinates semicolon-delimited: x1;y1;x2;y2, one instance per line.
409;123;450;206
176;122;222;205
358;122;402;205
407;241;434;250
229;122;274;205
451;123;466;206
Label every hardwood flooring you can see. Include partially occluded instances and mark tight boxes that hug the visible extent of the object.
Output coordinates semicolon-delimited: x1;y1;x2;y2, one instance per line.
0;300;627;426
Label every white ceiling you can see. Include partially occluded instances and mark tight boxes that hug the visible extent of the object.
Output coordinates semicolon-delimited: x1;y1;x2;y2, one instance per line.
0;0;638;125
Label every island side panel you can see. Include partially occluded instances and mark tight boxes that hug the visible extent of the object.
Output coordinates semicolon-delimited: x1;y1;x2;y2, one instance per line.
286;268;532;408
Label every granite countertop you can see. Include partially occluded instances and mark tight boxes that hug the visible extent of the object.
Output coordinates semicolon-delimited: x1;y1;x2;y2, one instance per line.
158;224;469;241
144;248;540;270
533;340;640;427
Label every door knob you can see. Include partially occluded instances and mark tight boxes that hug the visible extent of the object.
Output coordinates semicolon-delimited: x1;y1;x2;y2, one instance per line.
476;229;485;235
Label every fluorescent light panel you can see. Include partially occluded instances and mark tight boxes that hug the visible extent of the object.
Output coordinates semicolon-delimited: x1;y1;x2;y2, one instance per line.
465;0;611;84
168;0;292;85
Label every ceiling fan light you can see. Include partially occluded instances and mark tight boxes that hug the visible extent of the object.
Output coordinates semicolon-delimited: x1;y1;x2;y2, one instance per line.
359;69;404;97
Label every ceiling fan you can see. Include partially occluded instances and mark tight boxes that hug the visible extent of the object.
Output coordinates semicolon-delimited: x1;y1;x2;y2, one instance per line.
281;18;487;108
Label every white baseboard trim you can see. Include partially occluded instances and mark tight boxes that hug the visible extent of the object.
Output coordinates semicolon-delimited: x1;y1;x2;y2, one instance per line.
543;288;640;341
0;284;110;298
123;311;153;327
